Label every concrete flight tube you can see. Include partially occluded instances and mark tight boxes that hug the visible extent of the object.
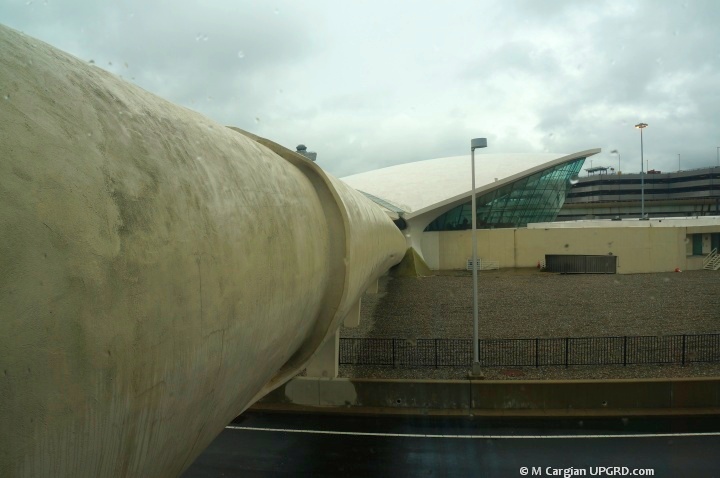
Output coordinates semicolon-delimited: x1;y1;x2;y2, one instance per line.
0;24;405;477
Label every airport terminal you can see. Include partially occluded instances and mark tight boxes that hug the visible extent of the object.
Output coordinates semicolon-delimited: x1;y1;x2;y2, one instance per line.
342;149;720;274
560;166;720;221
2;23;720;478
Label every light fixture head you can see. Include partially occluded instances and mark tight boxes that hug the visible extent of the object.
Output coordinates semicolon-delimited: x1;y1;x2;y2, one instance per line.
635;123;648;129
471;138;487;150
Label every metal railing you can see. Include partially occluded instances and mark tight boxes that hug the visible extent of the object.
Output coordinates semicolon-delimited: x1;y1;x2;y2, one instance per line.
466;259;500;271
703;248;719;270
339;334;720;368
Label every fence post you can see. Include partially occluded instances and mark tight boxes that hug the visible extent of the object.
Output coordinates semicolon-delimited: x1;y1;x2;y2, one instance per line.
535;338;539;368
623;336;627;367
682;334;687;366
392;339;396;368
435;339;438;369
565;337;569;368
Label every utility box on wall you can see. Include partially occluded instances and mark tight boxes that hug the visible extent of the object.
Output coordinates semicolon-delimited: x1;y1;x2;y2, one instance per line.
545;254;617;274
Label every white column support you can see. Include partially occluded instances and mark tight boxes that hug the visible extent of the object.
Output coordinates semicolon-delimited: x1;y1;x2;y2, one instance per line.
343;298;362;328
366;279;379;294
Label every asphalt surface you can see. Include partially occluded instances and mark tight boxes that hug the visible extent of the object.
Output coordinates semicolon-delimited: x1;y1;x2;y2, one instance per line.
183;412;720;477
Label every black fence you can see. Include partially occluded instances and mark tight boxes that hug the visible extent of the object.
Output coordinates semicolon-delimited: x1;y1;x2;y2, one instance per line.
339;334;720;368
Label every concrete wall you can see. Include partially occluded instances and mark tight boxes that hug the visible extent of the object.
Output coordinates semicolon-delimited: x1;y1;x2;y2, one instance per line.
256;376;720;415
0;25;405;477
431;225;713;274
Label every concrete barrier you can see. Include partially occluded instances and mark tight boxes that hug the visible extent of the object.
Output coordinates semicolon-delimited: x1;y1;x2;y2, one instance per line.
253;376;720;416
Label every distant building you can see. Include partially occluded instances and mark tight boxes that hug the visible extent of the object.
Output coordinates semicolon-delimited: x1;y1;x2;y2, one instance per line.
295;144;317;161
559;166;720;220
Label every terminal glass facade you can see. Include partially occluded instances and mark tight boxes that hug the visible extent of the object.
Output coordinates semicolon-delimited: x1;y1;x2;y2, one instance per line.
425;158;585;231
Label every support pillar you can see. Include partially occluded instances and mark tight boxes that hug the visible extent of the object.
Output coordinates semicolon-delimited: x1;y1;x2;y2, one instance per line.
343;298;362;328
366;279;379;294
305;330;339;378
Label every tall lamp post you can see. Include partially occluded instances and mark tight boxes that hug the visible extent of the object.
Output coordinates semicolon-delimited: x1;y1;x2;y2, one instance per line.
716;147;719;167
635;123;648;218
611;149;620;172
470;137;487;376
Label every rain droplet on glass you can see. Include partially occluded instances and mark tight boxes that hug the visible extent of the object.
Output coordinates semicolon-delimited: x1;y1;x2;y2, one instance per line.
124;61;129;68
237;51;245;59
274;7;280;14
108;61;113;66
196;156;203;161
254;117;260;124
89;59;95;64
3;94;9;101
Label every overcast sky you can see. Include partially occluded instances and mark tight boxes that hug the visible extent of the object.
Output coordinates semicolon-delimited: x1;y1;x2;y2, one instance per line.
3;0;720;177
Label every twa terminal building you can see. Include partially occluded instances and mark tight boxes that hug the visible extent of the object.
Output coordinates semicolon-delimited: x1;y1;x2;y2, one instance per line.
342;149;600;268
342;147;720;274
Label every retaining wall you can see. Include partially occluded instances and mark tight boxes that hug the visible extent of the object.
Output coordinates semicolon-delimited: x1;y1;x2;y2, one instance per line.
253;377;720;416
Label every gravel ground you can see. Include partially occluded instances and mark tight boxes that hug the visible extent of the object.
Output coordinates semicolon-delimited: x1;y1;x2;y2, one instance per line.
339;269;720;380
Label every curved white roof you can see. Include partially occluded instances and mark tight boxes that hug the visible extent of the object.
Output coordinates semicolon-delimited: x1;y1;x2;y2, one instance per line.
341;149;600;218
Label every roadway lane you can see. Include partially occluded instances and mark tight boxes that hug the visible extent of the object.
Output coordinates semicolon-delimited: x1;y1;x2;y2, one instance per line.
183;412;720;477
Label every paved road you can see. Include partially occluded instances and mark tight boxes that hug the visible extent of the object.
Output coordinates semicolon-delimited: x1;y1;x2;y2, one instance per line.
183;412;720;477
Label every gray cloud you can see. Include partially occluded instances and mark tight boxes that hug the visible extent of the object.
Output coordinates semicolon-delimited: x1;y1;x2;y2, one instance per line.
2;0;720;177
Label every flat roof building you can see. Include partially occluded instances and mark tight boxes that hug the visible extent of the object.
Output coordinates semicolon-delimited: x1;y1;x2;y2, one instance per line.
559;166;720;221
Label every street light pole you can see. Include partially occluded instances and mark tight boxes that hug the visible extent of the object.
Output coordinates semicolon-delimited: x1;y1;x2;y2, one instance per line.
611;149;620;172
470;137;487;376
716;146;719;167
678;153;681;171
635;123;648;218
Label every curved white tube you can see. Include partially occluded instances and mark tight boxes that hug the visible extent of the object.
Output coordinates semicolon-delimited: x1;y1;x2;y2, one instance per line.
0;24;405;477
